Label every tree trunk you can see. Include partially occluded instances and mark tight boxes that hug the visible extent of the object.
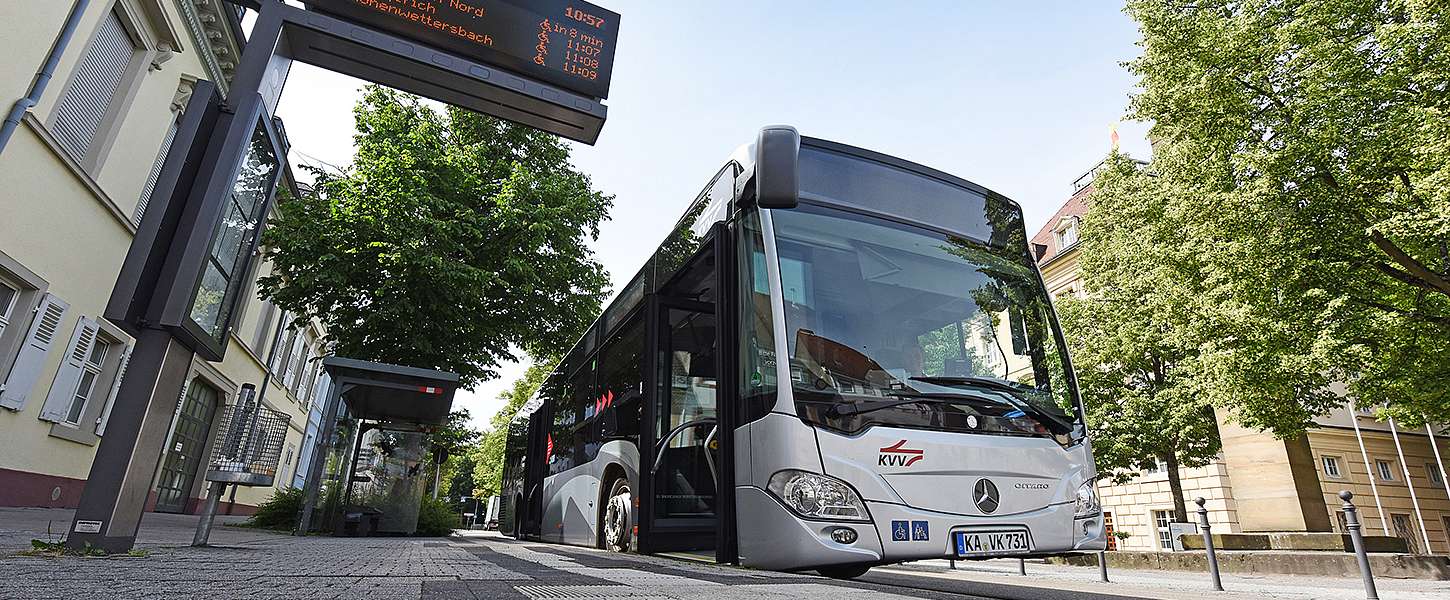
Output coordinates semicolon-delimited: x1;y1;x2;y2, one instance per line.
1164;452;1188;523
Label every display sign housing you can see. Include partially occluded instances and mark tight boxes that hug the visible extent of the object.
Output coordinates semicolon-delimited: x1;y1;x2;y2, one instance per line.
305;0;620;99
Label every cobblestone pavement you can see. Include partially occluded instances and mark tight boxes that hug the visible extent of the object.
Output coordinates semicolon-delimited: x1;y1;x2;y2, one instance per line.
2;508;1446;599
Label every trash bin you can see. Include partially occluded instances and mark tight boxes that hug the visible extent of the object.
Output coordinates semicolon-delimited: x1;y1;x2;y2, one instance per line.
338;507;384;537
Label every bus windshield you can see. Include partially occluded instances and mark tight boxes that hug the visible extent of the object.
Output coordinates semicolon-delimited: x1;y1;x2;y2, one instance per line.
770;203;1084;443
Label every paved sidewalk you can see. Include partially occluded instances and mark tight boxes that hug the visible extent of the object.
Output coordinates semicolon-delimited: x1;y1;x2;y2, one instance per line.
3;507;1448;599
871;558;1450;600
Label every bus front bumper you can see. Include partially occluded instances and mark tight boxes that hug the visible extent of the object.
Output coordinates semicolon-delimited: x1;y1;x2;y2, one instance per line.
735;486;884;571
736;486;1105;571
867;500;1107;563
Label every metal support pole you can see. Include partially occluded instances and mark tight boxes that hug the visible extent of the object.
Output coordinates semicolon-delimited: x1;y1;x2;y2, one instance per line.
1389;417;1433;554
1196;497;1223;591
1340;491;1379;600
1349;400;1391;535
1018;558;1026;575
1097;551;1109;582
949;558;956;570
192;481;229;546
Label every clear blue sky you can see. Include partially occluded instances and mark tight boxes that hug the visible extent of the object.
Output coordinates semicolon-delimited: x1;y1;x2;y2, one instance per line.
268;0;1152;429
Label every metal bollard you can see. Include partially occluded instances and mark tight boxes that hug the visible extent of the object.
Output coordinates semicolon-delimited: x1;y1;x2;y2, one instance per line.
1340;491;1379;600
192;481;229;546
1097;550;1109;582
1195;497;1224;591
1018;557;1026;575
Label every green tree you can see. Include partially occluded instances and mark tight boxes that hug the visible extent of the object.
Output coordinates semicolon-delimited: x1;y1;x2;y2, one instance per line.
1121;0;1450;430
473;359;555;497
428;409;480;496
1057;156;1223;522
259;86;612;387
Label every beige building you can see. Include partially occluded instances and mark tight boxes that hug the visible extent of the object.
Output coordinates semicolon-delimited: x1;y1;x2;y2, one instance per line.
0;0;325;515
1035;159;1450;554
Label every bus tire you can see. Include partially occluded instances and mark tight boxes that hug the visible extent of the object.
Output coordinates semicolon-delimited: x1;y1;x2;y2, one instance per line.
601;477;632;552
816;565;871;579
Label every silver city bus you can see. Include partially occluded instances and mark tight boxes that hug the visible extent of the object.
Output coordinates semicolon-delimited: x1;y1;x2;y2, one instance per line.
499;127;1105;578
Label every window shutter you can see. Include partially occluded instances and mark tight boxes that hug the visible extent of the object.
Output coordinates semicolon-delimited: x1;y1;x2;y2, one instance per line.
95;341;133;435
135;117;179;224
0;293;70;411
51;10;137;161
38;318;98;423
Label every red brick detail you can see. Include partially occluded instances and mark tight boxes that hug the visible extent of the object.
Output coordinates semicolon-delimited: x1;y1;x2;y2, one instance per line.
1;467;257;515
0;467;87;508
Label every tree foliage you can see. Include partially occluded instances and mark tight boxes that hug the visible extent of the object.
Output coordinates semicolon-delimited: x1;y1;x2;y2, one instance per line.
473;359;555;497
260;86;612;387
1121;0;1450;430
1058;156;1223;522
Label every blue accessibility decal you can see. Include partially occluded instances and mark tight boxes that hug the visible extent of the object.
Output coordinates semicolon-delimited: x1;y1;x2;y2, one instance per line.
891;520;909;541
911;520;930;541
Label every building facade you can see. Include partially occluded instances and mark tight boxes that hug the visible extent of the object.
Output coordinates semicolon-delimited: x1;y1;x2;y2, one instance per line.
0;0;325;515
1035;158;1450;554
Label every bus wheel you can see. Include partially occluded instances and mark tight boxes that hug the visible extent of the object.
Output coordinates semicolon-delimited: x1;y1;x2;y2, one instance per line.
816;565;871;579
602;478;632;552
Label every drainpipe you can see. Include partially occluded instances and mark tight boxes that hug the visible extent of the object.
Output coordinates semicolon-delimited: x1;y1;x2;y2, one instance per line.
0;0;91;157
1349;400;1391;536
1389;417;1434;554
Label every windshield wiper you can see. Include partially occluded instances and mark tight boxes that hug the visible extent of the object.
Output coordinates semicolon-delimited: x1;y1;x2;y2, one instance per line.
908;376;1075;436
826;391;995;418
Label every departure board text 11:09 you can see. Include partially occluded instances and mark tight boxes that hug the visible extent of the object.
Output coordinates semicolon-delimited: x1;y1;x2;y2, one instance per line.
305;0;621;99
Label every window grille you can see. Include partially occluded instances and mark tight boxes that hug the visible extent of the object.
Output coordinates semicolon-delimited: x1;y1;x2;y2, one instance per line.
51;10;137;161
135;118;179;223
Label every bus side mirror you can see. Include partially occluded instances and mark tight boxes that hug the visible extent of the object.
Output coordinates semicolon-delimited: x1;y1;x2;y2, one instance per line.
755;125;800;209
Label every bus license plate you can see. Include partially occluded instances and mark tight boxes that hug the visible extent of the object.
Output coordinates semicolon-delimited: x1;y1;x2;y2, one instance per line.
955;530;1030;556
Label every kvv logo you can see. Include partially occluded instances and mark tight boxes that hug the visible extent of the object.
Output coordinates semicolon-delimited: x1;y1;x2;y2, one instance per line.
878;440;924;467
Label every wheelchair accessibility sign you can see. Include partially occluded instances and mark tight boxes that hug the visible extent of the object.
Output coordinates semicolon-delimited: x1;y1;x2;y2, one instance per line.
891;520;909;541
891;520;929;542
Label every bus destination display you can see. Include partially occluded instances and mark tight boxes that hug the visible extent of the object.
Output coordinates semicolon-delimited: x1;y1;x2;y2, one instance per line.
306;0;620;99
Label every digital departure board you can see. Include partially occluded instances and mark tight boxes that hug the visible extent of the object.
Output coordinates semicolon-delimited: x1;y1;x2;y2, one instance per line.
306;0;620;99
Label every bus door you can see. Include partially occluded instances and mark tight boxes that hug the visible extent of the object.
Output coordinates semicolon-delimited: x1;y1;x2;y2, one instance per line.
640;227;729;554
642;297;718;553
521;408;549;539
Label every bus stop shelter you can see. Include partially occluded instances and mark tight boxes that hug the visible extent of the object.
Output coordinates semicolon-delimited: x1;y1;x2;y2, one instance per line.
296;357;460;536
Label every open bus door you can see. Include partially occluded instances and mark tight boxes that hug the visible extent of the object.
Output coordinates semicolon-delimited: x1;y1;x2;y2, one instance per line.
638;227;737;562
521;408;549;539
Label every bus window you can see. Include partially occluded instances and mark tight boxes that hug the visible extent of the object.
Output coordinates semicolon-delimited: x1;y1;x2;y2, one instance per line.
738;210;777;422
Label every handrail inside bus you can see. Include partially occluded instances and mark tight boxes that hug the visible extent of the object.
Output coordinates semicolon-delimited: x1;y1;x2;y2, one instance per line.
651;417;718;479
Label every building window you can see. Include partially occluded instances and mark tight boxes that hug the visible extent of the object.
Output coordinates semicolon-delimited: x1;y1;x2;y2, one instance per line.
1322;455;1342;478
63;338;111;425
1376;460;1396;482
1153;510;1173;550
1428;463;1445;485
1144;459;1166;476
1053;218;1080;251
1391;514;1420;554
0;279;17;340
50;8;141;165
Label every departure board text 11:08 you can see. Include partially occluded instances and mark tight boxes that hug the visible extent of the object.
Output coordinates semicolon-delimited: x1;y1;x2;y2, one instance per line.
305;0;621;99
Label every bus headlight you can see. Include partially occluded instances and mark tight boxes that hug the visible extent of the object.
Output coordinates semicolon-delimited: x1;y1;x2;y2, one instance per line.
1074;480;1101;518
767;470;870;521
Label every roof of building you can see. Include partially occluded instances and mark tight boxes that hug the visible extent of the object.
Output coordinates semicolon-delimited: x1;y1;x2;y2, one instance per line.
1030;185;1091;264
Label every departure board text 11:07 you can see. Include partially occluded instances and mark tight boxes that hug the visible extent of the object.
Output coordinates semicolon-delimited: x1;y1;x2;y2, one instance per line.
305;0;621;99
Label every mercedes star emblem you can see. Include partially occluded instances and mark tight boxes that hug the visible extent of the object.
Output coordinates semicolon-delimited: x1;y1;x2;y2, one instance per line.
973;478;1000;514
